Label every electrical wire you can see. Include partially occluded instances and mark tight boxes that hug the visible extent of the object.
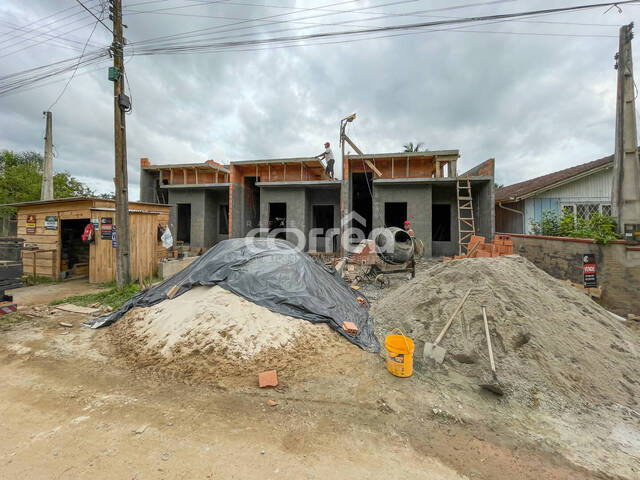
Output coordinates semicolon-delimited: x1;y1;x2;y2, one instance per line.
47;13;103;110
75;0;114;34
127;1;636;56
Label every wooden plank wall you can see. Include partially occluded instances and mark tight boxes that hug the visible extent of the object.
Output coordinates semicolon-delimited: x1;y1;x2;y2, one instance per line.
16;200;94;279
16;200;171;283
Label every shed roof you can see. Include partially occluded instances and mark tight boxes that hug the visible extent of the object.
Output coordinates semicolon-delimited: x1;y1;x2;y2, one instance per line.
495;154;614;203
4;197;169;208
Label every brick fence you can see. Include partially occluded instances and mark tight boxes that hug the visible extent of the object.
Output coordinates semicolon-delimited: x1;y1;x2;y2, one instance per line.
502;233;640;316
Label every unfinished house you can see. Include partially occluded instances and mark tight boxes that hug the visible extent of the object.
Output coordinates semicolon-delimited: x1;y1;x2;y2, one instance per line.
229;157;340;252
341;151;495;256
139;158;230;252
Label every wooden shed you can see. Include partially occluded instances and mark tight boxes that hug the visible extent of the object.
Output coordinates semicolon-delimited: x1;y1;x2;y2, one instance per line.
11;198;171;283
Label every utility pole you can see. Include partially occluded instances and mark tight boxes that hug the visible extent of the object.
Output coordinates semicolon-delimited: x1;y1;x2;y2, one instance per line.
612;22;640;238
41;111;54;200
111;0;131;286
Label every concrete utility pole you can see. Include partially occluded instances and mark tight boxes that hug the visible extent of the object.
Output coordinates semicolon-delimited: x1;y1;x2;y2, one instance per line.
111;0;131;286
612;22;640;235
41;111;54;201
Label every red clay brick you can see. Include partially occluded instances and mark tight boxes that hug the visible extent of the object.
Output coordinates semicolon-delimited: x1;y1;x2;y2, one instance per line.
475;251;491;258
258;370;278;388
342;321;358;335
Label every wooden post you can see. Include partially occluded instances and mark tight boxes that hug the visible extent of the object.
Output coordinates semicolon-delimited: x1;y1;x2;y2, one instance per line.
268;163;271;182
170;169;174;184
51;250;56;280
195;168;199;184
405;157;409;177
391;157;394;179
183;168;187;184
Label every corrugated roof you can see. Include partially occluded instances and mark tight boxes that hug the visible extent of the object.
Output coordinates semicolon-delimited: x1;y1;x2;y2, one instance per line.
495;154;614;202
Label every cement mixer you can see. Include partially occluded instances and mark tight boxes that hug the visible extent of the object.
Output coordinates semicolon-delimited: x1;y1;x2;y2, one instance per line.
346;227;416;288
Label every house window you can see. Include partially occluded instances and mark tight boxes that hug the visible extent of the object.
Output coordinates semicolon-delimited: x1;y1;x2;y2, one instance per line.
561;203;612;219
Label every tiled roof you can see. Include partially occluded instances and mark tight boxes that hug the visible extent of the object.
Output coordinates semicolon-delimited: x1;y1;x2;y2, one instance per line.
495;153;613;202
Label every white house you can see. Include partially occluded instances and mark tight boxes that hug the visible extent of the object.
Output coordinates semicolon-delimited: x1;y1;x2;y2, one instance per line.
495;153;613;234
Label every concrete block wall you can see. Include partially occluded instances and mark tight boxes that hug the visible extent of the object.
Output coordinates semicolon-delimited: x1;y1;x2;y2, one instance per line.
373;184;432;257
305;188;341;252
509;234;640;316
168;189;206;250
139;168;158;204
259;187;307;247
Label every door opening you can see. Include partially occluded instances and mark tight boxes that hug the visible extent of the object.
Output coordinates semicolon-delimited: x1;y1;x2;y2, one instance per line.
269;202;286;240
60;219;90;279
432;204;451;241
351;172;373;239
312;205;335;252
177;203;191;243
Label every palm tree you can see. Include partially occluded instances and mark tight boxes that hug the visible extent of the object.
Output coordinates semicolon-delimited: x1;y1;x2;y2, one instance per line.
403;142;427;152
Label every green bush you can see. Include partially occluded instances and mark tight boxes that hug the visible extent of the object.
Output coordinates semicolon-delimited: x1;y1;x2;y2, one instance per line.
530;210;621;244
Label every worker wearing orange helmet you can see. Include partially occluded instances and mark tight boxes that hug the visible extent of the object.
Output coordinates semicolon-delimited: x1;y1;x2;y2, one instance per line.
404;220;414;237
316;141;335;179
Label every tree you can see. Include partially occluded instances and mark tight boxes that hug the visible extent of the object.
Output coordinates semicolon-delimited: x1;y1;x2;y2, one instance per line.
0;149;95;215
403;142;427;152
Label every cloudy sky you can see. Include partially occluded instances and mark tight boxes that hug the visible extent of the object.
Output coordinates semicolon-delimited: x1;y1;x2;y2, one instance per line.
0;0;638;200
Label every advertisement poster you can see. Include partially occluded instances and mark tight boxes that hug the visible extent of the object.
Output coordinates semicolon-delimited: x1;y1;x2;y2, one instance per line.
112;226;117;248
583;254;597;288
100;217;113;240
26;214;36;234
44;215;58;230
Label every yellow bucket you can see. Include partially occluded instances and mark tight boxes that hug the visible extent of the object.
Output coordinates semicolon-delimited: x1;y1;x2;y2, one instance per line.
385;330;414;378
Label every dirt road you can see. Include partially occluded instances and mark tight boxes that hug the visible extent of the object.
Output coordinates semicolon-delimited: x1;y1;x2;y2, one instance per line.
0;308;613;480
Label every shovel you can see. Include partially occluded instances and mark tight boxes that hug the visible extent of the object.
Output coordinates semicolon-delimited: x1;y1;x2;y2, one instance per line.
479;306;505;396
423;288;472;364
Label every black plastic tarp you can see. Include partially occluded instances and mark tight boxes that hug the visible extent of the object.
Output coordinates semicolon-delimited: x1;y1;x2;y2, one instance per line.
87;238;379;352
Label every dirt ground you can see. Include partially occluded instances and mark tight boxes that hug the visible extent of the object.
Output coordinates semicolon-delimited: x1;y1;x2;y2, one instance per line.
1;278;637;479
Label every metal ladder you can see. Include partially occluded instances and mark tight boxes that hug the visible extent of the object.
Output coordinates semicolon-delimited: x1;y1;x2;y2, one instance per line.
457;178;476;254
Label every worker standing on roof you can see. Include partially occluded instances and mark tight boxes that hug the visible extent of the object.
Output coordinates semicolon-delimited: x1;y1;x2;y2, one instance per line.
316;141;335;179
404;220;414;237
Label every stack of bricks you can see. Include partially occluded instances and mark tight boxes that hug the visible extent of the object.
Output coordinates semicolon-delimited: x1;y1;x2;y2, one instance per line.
443;235;514;261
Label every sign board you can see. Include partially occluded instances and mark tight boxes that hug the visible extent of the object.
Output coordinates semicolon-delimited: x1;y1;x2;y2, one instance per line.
583;254;597;288
100;217;113;240
112;226;117;248
26;214;36;234
91;218;99;230
44;215;58;230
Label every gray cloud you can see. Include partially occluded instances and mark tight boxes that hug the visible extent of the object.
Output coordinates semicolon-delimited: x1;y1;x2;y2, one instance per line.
1;0;638;200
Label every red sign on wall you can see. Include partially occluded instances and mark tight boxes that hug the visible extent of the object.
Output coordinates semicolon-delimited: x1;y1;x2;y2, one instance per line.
583;254;597;288
26;214;36;234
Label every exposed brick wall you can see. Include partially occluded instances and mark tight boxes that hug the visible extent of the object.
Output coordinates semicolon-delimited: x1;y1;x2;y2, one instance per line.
506;234;640;316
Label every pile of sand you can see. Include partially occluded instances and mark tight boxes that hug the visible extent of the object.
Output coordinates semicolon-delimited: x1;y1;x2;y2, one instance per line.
372;255;640;412
109;286;351;382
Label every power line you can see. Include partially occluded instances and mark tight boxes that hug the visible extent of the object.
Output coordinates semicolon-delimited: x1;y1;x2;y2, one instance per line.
75;0;114;34
129;0;638;55
47;15;103;110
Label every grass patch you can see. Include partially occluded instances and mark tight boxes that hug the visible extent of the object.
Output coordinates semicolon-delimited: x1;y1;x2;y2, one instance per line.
0;313;31;332
50;283;140;309
22;275;53;287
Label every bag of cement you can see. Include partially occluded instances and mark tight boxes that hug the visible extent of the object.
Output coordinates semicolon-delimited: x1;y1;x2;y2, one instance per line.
161;227;173;249
86;238;379;352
